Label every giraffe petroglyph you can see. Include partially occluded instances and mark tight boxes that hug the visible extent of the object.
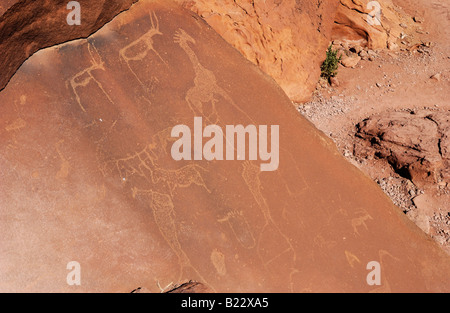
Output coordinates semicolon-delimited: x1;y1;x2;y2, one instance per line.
101;129;211;284
173;29;254;125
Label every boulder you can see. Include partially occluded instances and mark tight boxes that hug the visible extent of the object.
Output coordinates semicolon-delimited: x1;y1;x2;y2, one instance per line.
341;54;361;68
355;110;450;188
330;76;340;87
430;73;442;81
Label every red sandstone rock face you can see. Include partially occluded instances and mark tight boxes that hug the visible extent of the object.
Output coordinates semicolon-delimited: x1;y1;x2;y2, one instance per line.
0;0;17;15
0;0;137;92
174;0;340;103
332;0;412;49
0;0;414;104
0;0;449;293
172;0;415;103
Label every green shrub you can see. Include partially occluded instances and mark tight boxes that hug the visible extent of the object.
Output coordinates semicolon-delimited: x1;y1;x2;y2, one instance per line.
320;44;342;79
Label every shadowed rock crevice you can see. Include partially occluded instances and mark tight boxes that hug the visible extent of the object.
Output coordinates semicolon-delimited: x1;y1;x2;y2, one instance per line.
0;0;138;92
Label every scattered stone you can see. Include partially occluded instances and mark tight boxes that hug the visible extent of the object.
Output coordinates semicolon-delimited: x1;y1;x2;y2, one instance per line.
329;76;340;87
435;235;447;245
319;77;328;89
367;50;377;61
430;73;441;81
359;50;368;59
367;50;377;57
297;92;352;123
388;40;399;51
413;16;424;23
340;54;361;68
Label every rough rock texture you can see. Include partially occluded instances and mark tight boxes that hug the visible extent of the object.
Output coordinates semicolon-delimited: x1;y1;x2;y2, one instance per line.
171;0;415;102
0;0;138;92
0;0;17;15
173;0;340;103
332;0;412;50
0;0;415;104
1;0;450;293
355;110;450;188
355;109;450;253
341;54;362;68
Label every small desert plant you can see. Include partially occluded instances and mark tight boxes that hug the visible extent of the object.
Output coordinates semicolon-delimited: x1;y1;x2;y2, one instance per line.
320;44;342;79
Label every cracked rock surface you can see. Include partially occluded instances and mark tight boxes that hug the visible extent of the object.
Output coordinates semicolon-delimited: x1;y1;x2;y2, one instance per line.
355;110;450;188
0;0;138;92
